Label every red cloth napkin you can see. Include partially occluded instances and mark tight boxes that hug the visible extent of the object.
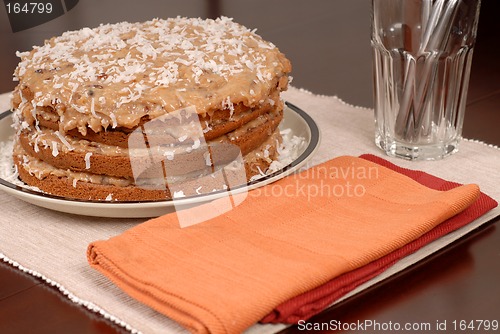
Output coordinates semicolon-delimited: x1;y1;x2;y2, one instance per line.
261;154;498;324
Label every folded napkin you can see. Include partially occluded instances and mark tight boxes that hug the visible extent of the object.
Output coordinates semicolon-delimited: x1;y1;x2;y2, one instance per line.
261;154;498;324
88;156;480;334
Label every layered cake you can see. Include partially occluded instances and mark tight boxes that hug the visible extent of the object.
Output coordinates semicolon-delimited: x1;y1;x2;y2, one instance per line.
10;17;291;201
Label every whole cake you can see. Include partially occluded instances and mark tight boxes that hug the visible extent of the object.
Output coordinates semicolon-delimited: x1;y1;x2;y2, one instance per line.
10;17;291;201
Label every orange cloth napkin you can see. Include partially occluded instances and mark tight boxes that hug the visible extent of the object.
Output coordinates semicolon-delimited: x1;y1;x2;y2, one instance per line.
87;156;480;334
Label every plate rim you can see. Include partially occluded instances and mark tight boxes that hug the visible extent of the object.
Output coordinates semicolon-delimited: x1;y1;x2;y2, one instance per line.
0;101;320;209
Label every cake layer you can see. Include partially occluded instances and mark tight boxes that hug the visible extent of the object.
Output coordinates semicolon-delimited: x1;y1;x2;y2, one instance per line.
14;130;281;201
18;108;283;178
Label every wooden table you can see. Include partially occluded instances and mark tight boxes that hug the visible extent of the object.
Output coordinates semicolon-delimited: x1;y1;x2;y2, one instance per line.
1;1;499;333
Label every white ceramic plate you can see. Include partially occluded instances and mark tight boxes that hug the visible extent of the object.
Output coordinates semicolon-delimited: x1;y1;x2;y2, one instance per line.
0;102;320;218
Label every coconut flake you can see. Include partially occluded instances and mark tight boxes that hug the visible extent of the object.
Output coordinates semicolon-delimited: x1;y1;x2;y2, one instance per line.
54;131;74;151
90;97;97;117
51;141;59;157
109;112;118;128
203;151;212;166
191;139;201;150
84;152;92;169
164;150;174;161
173;190;185;198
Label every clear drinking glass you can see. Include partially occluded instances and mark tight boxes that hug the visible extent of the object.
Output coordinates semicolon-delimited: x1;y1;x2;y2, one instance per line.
372;0;481;160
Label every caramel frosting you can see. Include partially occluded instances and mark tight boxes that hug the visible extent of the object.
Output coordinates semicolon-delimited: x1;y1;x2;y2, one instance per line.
12;17;291;135
13;128;281;191
21;108;282;159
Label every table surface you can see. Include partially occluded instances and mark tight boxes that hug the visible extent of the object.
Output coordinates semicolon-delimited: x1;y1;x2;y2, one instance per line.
1;1;499;333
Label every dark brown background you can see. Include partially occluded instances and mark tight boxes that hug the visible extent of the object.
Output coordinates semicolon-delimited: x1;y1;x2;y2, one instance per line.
0;1;499;333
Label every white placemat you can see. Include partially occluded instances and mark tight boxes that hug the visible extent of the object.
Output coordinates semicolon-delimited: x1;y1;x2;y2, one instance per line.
0;87;499;334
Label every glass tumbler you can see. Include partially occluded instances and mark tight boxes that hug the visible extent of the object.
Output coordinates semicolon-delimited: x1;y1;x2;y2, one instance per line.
372;0;481;160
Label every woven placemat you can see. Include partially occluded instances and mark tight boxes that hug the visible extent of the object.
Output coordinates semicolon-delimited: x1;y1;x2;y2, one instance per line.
1;87;499;333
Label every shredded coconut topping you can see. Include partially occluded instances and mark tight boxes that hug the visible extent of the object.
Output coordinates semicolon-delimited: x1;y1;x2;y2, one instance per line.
13;17;291;134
